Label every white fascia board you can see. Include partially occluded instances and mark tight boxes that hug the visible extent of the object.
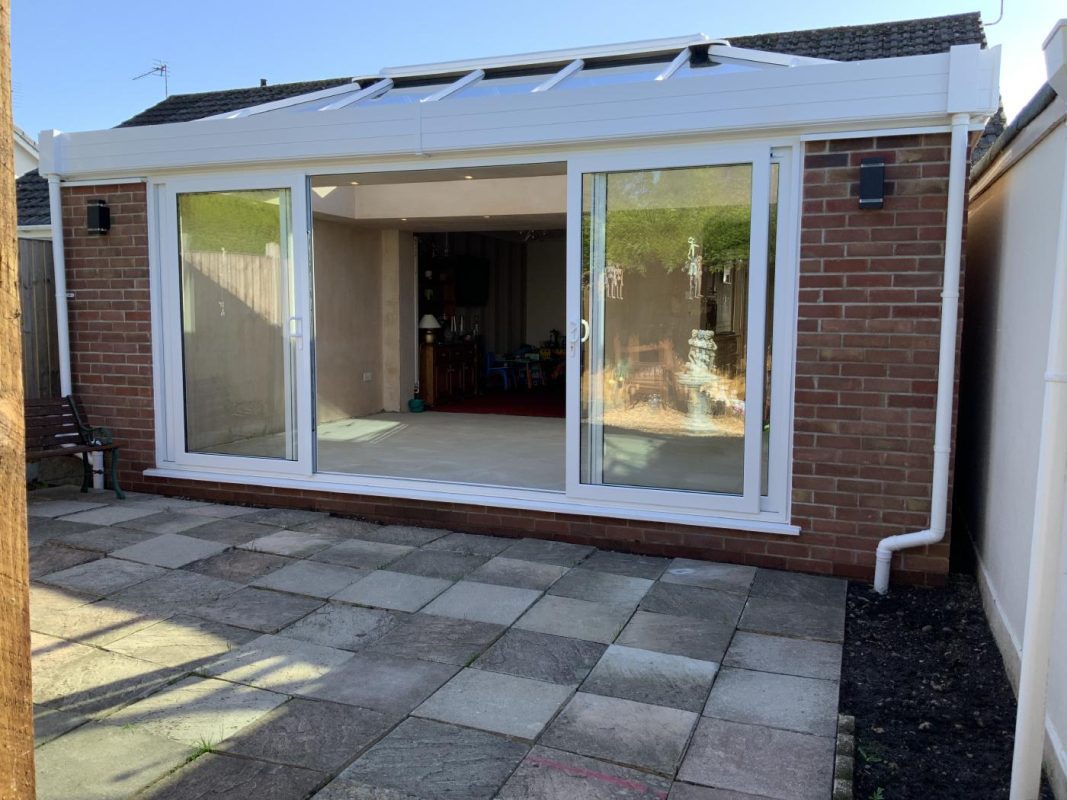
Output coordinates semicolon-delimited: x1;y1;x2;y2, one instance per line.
48;48;1000;180
379;33;716;78
708;43;836;67
203;79;363;119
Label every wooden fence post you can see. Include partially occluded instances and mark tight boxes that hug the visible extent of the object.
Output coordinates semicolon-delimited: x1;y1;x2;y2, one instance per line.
0;0;36;795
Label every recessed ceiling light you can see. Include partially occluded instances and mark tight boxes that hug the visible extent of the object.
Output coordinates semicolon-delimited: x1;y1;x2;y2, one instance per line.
464;175;474;180
401;218;408;222
483;215;490;218
349;180;360;186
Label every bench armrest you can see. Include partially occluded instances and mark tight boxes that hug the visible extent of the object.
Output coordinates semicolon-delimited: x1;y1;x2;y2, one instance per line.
86;426;114;446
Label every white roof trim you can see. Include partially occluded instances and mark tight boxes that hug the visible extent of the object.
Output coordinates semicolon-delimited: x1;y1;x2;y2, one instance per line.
420;69;485;102
379;33;720;79
319;78;394;111
656;48;692;81
203;79;361;120
707;44;836;67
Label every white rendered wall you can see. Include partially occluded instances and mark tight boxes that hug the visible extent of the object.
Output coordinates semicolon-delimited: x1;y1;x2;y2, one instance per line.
962;109;1067;798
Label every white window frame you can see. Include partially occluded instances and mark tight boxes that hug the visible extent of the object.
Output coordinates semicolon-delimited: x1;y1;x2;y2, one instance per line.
564;141;796;518
155;171;314;476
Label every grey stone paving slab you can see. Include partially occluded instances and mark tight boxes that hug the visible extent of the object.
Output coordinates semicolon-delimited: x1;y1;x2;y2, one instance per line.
31;632;97;681
662;558;758;594
105;613;260;667
388;548;487;580
669;783;771;800
516;595;634;644
251;559;368;598
617;610;735;662
279;603;399;651
193;587;323;633
293;515;381;537
549;568;653;605
416;668;573;739
335;717;528;800
581;550;670;580
239;507;329;527
497;745;673;800
124;496;213;513
182;517;282;545
185;548;293;583
28;517;101;546
677;717;835;800
39;556;166;596
359;524;451;546
138;752;325;800
313;779;421;799
310;538;413;568
422;580;541;625
27;499;107;518
334;569;451;611
52;526;157;553
466;556;568;590
35;723;191;800
542;692;697;775
423;531;513;557
107;569;242;616
34;647;180;717
243;529;340;557
303;652;458;714
501;538;595;566
368;613;505;665
31;596;164;646
29;543;100;579
105;675;286;745
115;511;213;535
703;667;839;737
184;502;261;518
738;595;845;643
202;634;353;694
474;628;606;685
34;705;88;747
29;583;95;619
219;697;395;772
111;532;229;568
750;568;848;606
723;631;843;681
639;582;748;627
582;644;719;712
57;504;159;526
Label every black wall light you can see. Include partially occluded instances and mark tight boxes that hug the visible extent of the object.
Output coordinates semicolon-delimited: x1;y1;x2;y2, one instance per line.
86;199;111;235
859;158;886;209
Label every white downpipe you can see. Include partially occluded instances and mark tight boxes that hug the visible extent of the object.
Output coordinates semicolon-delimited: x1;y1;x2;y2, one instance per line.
1008;114;1067;800
873;112;971;594
46;175;72;397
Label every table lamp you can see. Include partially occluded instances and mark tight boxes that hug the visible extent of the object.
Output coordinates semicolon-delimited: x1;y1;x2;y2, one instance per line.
419;314;441;343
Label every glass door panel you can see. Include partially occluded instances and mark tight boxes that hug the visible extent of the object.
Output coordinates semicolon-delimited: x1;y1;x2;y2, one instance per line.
570;154;770;512
176;188;297;460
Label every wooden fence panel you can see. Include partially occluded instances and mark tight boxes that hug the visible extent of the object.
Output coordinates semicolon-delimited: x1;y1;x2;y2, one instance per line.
18;238;59;400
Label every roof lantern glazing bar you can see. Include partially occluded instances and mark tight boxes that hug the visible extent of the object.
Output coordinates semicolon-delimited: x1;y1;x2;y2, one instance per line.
319;78;394;111
205;80;361;119
532;59;585;92
421;69;485;102
655;48;692;81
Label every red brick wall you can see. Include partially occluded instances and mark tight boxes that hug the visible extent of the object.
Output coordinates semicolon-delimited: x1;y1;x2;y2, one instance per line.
60;134;961;585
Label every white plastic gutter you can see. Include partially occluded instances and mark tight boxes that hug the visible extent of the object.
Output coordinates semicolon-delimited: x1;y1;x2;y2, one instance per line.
873;111;971;594
45;175;71;396
1009;21;1067;799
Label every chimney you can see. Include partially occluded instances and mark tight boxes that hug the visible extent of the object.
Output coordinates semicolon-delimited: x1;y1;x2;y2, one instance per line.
260;78;268;87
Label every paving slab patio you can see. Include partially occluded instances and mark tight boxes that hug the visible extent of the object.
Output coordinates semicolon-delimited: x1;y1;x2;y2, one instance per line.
28;488;846;800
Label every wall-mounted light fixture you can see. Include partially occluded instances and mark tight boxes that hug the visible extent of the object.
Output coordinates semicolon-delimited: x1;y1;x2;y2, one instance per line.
859;158;886;209
86;200;111;235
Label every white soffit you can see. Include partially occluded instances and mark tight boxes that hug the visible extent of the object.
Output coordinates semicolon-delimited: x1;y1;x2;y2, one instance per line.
41;43;1001;178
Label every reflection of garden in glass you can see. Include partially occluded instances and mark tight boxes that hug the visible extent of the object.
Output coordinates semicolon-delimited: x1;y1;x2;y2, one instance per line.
178;190;295;459
580;164;757;495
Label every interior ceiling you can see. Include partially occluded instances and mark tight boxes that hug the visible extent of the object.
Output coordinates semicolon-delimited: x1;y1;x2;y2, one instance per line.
309;162;566;188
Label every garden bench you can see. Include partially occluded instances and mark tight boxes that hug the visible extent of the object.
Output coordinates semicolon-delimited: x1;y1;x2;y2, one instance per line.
25;396;125;498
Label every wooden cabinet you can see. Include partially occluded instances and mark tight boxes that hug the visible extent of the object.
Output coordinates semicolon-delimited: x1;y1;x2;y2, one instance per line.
419;341;480;407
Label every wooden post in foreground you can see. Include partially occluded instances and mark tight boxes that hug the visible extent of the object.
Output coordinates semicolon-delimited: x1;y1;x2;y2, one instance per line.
0;0;35;796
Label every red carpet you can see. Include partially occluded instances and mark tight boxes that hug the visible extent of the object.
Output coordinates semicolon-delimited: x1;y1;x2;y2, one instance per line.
433;387;565;418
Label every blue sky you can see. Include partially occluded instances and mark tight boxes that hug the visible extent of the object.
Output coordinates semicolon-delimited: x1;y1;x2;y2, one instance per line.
12;0;1059;139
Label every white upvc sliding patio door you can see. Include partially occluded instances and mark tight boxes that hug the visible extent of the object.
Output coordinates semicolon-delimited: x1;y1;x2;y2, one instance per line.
157;173;313;475
566;144;791;517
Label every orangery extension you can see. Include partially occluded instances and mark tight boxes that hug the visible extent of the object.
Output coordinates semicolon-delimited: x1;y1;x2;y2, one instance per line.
33;14;1001;586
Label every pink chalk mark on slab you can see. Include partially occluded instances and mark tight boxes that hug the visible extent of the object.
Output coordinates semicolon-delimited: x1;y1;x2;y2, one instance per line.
526;754;669;798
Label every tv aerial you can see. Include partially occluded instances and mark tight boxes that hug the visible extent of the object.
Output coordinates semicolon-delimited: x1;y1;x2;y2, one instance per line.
134;60;170;97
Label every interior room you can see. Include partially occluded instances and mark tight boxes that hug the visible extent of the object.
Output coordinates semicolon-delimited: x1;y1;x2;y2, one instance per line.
308;164;568;490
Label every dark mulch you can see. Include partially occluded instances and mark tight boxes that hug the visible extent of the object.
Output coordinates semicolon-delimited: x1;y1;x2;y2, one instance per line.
842;574;1054;800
